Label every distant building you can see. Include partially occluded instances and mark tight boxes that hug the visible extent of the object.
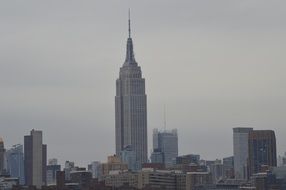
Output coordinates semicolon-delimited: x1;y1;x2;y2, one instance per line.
176;154;200;165
6;144;25;185
64;161;75;180
88;161;101;179
142;163;165;170
0;138;5;174
185;172;213;190
251;172;280;190
283;153;286;166
150;149;164;164
104;171;138;188
215;179;245;189
272;166;286;180
209;160;223;183
119;145;138;171
138;169;177;190
24;129;47;188
70;170;92;189
223;156;234;179
48;158;58;166
56;171;65;190
233;127;253;179
152;129;178;166
278;152;286;167
46;158;61;185
103;169;187;190
0;176;19;190
101;155;128;176
248;130;277;177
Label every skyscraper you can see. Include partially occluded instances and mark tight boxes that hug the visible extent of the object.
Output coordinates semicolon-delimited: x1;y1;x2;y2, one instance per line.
248;130;277;177
152;129;178;166
115;13;147;166
233;127;253;179
6;144;25;185
0;138;5;174
24;129;47;188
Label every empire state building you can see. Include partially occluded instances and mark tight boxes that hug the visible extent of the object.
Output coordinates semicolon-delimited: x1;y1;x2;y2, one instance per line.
115;15;148;166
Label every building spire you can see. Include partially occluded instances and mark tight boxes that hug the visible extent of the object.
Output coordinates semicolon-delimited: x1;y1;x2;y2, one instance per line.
124;9;137;66
128;9;131;38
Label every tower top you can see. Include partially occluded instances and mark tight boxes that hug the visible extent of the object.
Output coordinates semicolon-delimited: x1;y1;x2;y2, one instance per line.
124;9;137;66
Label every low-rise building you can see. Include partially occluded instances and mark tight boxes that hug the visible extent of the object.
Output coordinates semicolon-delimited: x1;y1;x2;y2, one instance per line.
0;177;19;190
138;169;176;190
101;155;128;176
104;171;138;188
70;170;92;189
185;172;212;190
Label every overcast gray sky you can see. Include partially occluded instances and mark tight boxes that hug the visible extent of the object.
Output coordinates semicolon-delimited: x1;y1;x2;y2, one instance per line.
0;0;285;167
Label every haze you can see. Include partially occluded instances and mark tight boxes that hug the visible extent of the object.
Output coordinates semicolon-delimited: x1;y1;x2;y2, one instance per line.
0;0;285;167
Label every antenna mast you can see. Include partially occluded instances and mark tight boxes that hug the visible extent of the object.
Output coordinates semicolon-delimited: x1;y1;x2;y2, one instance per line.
128;9;131;38
164;104;167;130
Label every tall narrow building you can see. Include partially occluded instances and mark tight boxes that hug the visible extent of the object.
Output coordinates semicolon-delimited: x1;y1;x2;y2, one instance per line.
6;144;25;185
233;127;253;179
115;13;148;166
0;138;5;174
24;129;47;188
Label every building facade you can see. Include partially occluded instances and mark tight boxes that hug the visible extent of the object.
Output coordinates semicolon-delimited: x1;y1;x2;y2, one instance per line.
115;16;148;167
46;159;61;186
64;160;75;181
176;154;200;165
209;160;223;183
0;138;5;174
70;171;92;189
101;155;128;176
223;156;234;179
150;149;164;164
6;144;25;185
119;145;138;171
88;161;101;179
104;171;138;188
138;170;177;190
248;130;277;177
24;129;47;188
233;127;253;179
185;172;213;190
152;129;178;167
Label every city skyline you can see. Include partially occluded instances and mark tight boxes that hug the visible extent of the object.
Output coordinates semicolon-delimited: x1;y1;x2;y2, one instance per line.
1;0;286;167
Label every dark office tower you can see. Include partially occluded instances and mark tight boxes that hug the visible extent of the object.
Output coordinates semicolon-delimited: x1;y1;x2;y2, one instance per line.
56;171;65;190
248;130;277;177
24;129;47;188
42;144;47;185
115;13;148;166
0;138;5;174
